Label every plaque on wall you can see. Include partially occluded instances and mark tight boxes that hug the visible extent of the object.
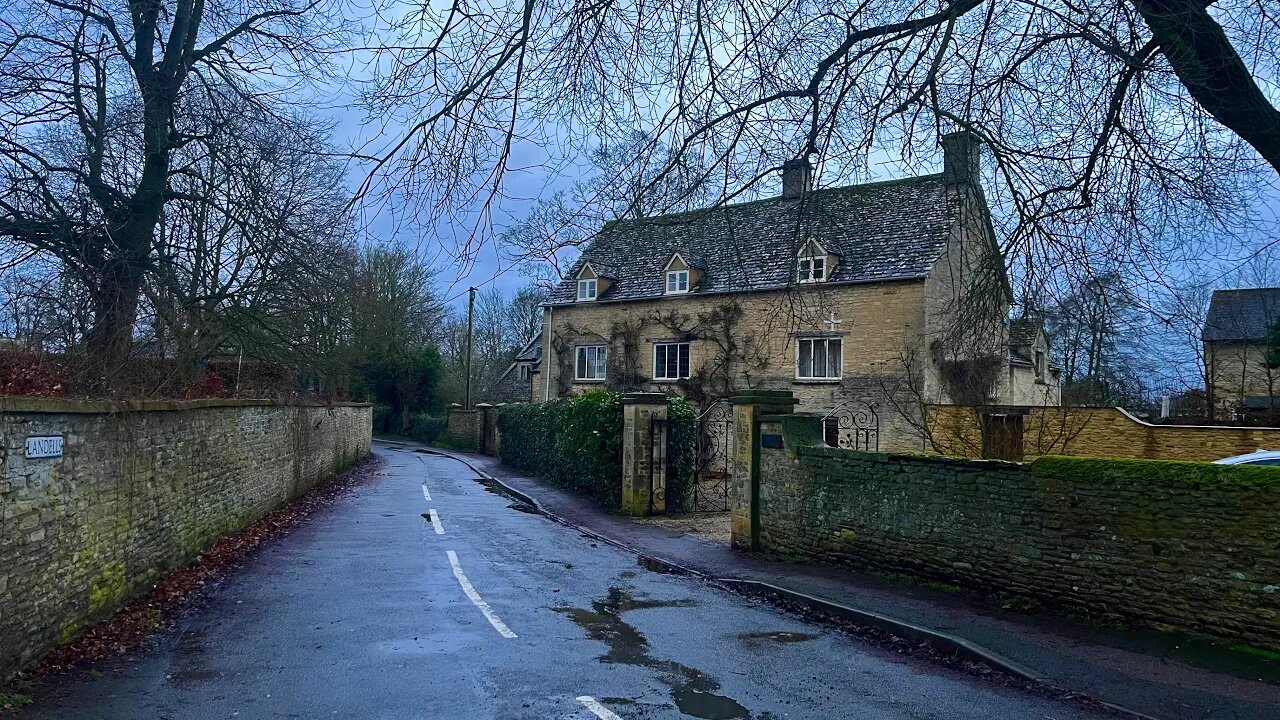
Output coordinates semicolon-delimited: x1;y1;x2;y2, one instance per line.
26;436;64;459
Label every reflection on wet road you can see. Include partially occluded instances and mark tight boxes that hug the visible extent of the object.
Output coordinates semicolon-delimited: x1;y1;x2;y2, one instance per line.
21;442;1113;719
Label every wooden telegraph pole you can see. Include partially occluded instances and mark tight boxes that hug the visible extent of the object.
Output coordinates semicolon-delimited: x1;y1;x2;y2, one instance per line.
464;287;476;410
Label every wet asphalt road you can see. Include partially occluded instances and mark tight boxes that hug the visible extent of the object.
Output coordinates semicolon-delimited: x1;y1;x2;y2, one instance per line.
22;443;1113;719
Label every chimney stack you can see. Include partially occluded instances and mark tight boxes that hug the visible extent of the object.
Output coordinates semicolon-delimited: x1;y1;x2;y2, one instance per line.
781;157;813;199
940;131;982;187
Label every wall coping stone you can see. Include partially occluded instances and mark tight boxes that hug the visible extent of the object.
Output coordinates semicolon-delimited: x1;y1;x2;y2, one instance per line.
928;402;1280;433
797;444;1023;471
0;396;372;415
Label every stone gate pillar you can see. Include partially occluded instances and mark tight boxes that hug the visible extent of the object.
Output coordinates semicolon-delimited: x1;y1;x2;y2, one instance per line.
475;402;495;455
620;393;669;516
728;390;798;550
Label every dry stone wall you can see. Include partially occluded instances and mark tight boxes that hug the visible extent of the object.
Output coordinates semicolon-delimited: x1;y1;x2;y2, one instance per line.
756;418;1280;651
0;399;371;679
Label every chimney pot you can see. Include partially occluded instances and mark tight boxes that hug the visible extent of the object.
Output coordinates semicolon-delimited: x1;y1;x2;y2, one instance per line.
781;158;812;199
941;131;982;187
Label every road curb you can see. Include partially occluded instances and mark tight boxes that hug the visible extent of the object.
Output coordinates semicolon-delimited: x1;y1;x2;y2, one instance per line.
391;441;1164;720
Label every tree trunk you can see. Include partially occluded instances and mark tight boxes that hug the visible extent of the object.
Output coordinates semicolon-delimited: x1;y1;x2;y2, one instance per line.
1131;0;1280;175
82;253;146;389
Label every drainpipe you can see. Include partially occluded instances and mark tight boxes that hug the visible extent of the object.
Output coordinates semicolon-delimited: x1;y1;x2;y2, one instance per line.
543;305;553;402
545;303;555;399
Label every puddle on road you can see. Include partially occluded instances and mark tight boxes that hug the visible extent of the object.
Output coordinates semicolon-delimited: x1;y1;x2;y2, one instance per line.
556;587;750;719
737;631;816;645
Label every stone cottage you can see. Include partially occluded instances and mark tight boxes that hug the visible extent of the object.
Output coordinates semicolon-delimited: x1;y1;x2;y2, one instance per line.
1204;287;1280;417
491;332;542;404
537;132;1060;452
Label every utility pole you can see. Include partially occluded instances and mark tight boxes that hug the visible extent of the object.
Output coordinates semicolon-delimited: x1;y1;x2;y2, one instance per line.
464;287;476;410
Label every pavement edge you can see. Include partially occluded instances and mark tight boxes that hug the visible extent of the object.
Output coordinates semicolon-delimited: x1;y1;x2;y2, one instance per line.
389;441;1164;720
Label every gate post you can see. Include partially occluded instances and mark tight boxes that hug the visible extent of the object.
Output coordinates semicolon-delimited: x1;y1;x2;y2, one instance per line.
620;393;669;516
728;390;798;550
475;403;496;455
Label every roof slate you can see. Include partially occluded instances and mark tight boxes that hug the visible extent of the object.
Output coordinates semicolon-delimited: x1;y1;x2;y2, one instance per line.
1008;317;1041;347
548;175;959;305
1203;288;1280;342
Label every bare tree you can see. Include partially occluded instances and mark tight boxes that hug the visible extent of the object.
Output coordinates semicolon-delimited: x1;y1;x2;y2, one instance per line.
0;0;342;381
147;103;354;385
361;0;1279;322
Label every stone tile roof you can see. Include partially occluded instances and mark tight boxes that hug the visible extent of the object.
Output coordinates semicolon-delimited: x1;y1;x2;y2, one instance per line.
1008;317;1041;347
1203;288;1280;342
515;332;542;362
547;175;959;305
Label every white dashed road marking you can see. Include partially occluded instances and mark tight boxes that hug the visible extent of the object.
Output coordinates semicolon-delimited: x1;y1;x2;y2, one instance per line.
421;484;432;502
429;509;445;535
576;696;623;720
446;550;517;638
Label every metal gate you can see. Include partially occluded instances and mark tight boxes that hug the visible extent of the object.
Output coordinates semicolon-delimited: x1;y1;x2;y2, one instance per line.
648;417;672;514
690;401;733;512
821;401;880;451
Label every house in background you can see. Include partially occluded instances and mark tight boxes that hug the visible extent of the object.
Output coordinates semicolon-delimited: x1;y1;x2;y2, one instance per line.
537;132;1060;453
1204;287;1280;418
492;332;542;404
1003;315;1061;406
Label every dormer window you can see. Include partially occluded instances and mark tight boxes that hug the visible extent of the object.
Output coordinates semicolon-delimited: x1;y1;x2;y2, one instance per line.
797;239;833;283
663;253;700;295
798;256;825;283
666;270;689;294
576;263;609;301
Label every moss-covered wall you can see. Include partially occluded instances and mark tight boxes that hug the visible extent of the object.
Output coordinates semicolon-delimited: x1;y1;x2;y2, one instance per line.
0;401;372;679
756;434;1280;651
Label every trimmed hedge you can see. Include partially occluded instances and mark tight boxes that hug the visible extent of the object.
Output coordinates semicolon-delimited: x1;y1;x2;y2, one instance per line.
497;392;697;511
1029;454;1280;489
408;414;447;444
498;391;624;508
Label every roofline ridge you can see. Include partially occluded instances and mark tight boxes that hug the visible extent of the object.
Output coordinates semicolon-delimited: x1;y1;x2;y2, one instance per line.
594;172;948;229
1213;286;1280;294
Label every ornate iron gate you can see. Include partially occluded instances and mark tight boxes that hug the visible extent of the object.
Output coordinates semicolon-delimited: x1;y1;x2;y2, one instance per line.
691;401;733;512
821;402;880;451
648;417;671;514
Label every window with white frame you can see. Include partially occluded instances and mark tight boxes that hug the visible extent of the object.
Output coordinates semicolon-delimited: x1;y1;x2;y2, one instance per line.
577;278;598;301
575;345;607;380
796;337;842;379
797;255;826;283
653;342;690;380
666;269;690;294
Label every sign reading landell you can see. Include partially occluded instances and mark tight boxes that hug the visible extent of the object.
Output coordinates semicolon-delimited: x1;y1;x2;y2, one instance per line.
25;436;63;459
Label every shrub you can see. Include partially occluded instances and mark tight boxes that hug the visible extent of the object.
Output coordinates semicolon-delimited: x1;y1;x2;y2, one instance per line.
372;405;393;434
408;414;448;444
498;391;624;509
497;402;557;473
665;395;697;512
555;391;625;506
